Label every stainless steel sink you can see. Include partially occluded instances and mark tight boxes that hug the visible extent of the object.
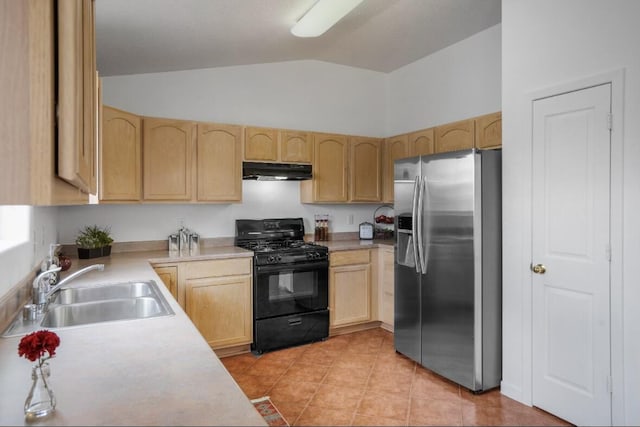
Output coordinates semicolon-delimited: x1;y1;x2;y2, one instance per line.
51;281;155;304
40;297;171;328
1;280;174;337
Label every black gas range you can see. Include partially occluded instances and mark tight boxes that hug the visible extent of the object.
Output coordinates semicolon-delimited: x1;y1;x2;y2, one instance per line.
235;218;329;354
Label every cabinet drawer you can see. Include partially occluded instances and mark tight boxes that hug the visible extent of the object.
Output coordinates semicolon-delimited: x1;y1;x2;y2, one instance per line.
330;249;370;267
184;257;251;279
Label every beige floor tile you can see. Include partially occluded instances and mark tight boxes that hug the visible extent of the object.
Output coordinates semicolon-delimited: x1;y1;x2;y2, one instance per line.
308;383;364;411
294;405;355;426
409;396;463;426
269;378;321;407
280;361;330;384
352;413;408;426
357;390;410;420
323;365;371;388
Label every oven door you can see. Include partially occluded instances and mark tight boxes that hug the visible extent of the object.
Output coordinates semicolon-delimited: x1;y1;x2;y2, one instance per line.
254;260;328;319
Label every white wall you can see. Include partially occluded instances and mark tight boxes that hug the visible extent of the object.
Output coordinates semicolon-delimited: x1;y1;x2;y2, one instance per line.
502;1;640;425
0;207;59;296
57;182;379;244
386;24;501;136
102;59;386;137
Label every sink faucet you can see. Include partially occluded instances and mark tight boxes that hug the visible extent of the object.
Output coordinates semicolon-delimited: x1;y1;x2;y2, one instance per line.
32;266;62;311
41;264;105;311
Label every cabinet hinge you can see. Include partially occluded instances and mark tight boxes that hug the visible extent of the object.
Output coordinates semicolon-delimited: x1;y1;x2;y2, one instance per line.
607;113;613;131
607;375;613;394
605;244;611;262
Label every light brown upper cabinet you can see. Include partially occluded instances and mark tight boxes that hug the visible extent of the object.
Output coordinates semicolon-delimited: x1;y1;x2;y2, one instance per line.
409;128;435;156
57;0;97;195
435;118;475;153
244;127;278;162
382;134;410;203
280;130;312;163
100;106;141;202
349;137;382;202
300;133;349;203
0;0;89;205
245;127;312;164
143;118;195;201
197;123;243;202
475;111;502;149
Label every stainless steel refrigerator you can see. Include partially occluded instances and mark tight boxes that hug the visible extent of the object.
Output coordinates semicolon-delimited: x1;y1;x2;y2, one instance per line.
394;149;501;392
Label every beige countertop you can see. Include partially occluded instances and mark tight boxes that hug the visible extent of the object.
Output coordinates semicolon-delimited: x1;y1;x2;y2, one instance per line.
0;247;265;426
317;239;395;252
0;240;395;425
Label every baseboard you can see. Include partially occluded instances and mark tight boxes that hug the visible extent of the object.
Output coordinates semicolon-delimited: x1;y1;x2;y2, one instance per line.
500;380;527;405
380;322;394;333
330;320;382;336
214;343;251;358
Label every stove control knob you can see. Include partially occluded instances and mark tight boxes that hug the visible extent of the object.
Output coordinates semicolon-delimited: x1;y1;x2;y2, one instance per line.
267;255;276;264
277;255;282;262
314;251;321;259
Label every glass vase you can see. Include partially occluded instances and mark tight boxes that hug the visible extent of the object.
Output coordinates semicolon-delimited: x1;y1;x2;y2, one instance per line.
24;362;56;419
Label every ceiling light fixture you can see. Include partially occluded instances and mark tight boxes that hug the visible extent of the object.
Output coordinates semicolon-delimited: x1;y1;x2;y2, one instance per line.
291;0;364;38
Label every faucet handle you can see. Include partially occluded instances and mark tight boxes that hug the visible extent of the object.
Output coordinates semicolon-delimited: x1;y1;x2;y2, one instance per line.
33;266;62;309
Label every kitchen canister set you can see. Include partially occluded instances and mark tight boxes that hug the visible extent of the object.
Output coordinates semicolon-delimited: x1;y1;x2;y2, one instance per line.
169;226;199;256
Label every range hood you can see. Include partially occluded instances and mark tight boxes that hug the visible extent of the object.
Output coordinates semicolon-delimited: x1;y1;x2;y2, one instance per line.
242;162;312;181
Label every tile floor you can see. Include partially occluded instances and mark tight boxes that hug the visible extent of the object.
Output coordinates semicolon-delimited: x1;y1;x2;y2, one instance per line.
221;328;572;426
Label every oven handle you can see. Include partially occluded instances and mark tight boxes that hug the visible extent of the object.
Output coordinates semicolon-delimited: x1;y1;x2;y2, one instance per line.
255;260;329;274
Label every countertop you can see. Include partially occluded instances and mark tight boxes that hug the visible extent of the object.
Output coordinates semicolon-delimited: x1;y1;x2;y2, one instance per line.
0;240;394;425
0;248;265;426
318;239;394;252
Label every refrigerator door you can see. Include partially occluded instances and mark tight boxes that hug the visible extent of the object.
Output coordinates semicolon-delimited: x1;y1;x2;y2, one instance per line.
394;156;422;363
420;150;478;390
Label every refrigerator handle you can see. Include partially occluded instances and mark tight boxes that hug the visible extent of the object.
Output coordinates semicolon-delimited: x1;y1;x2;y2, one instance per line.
416;176;427;273
419;176;429;273
411;176;421;274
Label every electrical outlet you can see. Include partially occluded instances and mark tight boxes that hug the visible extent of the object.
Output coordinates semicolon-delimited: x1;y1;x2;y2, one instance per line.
348;214;354;225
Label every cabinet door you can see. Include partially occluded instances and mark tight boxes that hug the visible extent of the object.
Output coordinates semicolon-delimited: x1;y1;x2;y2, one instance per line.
153;265;178;301
475;111;502;149
409;128;435;157
185;275;252;348
244;127;278;161
57;0;96;194
197;123;242;202
100;106;141;201
280;130;312;163
382;134;410;203
350;137;382;202
143;118;194;201
380;249;395;329
330;264;371;327
309;133;349;202
435;118;475;153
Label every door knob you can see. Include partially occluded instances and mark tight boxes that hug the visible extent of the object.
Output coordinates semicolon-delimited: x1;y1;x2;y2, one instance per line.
531;264;546;274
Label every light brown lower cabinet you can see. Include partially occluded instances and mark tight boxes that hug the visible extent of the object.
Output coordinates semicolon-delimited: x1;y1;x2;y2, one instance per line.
379;248;394;330
152;258;252;350
329;249;371;328
152;264;178;301
183;258;253;349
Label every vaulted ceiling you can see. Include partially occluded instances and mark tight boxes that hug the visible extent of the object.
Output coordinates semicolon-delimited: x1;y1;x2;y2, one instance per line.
96;0;501;76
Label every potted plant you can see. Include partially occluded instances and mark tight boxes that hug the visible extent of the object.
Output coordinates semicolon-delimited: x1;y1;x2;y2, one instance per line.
75;225;114;259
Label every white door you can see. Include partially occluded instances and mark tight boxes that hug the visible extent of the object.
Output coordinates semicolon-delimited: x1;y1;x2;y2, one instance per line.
531;84;611;426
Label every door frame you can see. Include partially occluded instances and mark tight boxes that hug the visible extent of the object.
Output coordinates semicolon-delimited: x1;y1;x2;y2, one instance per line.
519;69;624;425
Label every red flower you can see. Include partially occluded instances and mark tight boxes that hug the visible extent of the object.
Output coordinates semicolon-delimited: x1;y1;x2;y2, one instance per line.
18;330;60;363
